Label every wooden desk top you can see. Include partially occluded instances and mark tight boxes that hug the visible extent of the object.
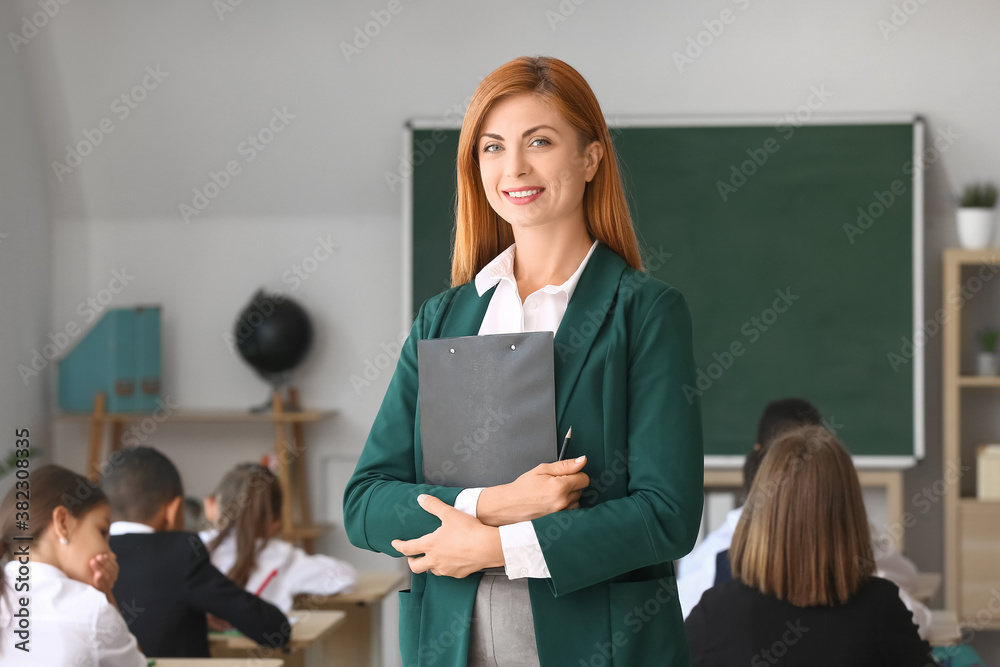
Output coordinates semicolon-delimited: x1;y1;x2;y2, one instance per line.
209;610;346;650
294;571;405;608
55;409;336;423
154;660;284;667
929;609;961;646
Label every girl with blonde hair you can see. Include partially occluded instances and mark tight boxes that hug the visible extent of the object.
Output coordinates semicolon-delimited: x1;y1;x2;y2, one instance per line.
685;426;935;666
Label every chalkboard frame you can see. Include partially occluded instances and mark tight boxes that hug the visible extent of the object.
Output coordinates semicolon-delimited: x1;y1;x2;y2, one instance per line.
401;114;925;468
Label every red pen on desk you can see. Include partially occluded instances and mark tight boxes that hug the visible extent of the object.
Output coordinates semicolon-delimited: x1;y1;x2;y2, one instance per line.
255;568;279;597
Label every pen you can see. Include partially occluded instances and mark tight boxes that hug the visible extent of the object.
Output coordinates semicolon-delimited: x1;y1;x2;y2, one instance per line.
557;426;573;461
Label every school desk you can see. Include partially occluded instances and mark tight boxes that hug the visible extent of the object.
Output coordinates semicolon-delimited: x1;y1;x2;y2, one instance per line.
209;610;346;667
153;660;284;667
293;571;405;667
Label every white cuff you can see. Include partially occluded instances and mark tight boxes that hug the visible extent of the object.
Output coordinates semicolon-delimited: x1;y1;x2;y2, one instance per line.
498;521;550;579
454;488;485;518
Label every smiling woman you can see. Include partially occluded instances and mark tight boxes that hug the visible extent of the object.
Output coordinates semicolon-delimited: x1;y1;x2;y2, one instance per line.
344;55;704;667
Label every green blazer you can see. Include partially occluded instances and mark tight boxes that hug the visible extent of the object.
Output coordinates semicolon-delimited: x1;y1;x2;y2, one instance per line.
344;241;704;666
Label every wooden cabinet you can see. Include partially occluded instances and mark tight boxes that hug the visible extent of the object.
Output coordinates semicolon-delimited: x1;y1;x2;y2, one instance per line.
942;249;1000;628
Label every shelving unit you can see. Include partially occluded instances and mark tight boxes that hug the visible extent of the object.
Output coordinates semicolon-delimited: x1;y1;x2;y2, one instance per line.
942;248;1000;629
55;387;335;553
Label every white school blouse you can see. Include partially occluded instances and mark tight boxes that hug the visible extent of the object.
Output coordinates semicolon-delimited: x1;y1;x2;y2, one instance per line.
199;529;358;613
454;238;599;580
0;560;146;667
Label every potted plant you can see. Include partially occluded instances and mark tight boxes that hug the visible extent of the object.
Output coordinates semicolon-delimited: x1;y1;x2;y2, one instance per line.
957;182;998;249
978;328;1000;376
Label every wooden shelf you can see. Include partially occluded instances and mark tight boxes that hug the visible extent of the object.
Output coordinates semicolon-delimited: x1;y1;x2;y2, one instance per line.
942;249;1000;616
62;388;333;554
943;247;1000;265
957;376;1000;387
958;497;1000;508
54;408;336;423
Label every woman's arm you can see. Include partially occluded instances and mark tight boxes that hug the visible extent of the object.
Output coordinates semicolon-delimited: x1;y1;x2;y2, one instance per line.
530;287;705;596
343;295;475;556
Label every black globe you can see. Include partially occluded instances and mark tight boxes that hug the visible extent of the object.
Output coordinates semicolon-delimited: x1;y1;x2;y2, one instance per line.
234;289;313;379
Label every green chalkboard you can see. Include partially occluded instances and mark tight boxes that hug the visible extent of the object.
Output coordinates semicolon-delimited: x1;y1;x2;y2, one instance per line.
409;121;921;461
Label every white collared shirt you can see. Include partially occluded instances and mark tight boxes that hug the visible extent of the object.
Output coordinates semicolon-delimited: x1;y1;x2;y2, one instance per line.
198;529;358;613
455;238;599;579
0;561;146;666
109;521;155;536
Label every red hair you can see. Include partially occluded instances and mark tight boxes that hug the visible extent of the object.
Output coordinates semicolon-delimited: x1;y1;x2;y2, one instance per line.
450;56;642;287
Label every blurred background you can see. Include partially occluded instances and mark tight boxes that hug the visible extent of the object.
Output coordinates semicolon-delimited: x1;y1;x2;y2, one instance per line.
2;1;999;662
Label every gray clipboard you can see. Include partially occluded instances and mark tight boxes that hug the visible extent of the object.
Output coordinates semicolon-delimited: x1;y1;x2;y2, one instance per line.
417;331;558;488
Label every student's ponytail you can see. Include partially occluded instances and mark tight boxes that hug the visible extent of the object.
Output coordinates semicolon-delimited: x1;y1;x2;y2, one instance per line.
0;465;108;612
206;463;282;589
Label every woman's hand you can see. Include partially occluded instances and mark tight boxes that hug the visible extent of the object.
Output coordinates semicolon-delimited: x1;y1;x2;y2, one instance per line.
88;552;119;609
391;495;504;578
476;456;589;527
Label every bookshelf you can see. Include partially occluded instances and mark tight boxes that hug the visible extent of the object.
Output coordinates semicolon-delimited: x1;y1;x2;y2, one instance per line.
54;387;334;553
942;248;1000;629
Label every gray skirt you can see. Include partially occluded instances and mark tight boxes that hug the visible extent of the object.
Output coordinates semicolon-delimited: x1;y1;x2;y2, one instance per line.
467;567;542;667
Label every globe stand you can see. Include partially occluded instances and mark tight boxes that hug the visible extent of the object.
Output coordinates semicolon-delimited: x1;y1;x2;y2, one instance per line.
249;371;298;413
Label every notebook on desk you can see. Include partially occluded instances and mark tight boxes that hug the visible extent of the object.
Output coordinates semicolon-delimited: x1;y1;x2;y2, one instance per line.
417;331;558;488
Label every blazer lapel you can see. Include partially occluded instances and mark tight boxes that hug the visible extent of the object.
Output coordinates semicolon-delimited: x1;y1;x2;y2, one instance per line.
434;242;626;419
433;282;495;339
552;242;626;419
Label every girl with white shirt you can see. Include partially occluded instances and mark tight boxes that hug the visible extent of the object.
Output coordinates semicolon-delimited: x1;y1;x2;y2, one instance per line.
0;464;146;666
200;462;357;613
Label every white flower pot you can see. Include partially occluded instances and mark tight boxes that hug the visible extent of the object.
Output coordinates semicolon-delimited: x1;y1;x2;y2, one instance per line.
978;352;1000;376
957;208;996;249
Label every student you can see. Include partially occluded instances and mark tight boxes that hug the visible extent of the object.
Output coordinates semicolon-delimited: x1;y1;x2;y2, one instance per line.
0;464;146;666
103;446;291;657
678;398;933;639
200;462;357;612
685;426;936;667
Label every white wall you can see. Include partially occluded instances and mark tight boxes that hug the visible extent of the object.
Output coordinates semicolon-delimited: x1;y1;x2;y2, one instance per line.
0;1;52;498
7;0;1000;661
